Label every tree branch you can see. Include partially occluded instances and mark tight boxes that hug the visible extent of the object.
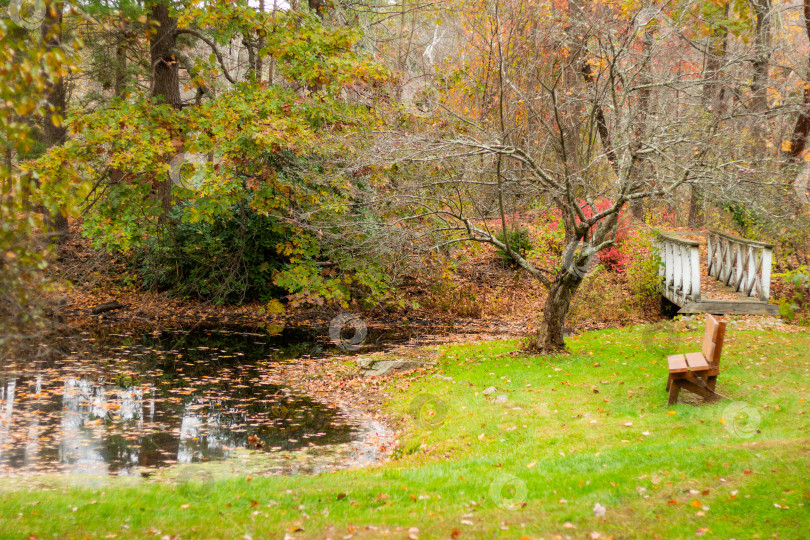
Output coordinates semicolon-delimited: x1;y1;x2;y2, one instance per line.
175;28;237;84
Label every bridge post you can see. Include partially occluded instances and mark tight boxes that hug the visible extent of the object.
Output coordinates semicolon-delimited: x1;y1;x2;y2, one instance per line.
690;243;701;302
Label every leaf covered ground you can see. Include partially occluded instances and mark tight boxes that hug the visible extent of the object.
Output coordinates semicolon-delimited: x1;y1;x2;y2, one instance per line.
1;321;808;539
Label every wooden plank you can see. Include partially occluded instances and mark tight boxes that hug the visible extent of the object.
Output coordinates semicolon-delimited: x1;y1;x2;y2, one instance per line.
761;248;772;300
702;314;719;358
657;232;701;247
711;320;727;366
709;229;774;249
678;300;779;316
685;352;710;371
668;354;689;373
690;244;701;301
677;378;722;402
668;379;681;405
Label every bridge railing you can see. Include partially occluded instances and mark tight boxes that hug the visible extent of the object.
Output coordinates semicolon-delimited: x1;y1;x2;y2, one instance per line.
707;230;773;301
656;232;701;305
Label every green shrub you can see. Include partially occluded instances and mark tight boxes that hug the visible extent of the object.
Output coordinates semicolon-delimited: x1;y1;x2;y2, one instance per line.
624;229;662;313
775;266;810;325
139;204;288;304
495;226;533;264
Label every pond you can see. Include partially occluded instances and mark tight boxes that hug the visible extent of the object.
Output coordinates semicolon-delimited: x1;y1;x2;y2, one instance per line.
0;327;389;478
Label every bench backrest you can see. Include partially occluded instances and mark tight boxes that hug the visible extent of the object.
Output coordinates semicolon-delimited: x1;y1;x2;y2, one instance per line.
701;314;727;367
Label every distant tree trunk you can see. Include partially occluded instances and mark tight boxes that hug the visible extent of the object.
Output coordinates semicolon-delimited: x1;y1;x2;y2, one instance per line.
630;24;654;220
41;0;69;243
690;5;730;227
114;30;127;96
749;0;772;114
244;37;256;78
256;0;265;81
787;0;810;162
150;3;181;223
110;25;128;186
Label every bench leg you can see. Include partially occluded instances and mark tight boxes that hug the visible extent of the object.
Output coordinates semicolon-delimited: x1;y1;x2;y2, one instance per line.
666;373;672;392
667;379;681;405
677;379;716;401
706;376;717;392
679;373;723;402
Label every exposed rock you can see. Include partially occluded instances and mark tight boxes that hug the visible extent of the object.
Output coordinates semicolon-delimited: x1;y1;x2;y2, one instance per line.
356;357;376;370
495;394;508;403
482;386;496;395
360;359;432;377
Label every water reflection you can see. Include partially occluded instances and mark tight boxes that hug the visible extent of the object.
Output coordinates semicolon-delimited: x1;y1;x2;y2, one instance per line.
0;329;355;476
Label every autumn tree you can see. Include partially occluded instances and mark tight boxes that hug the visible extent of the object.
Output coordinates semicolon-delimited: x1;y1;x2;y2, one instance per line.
29;2;393;306
367;0;798;352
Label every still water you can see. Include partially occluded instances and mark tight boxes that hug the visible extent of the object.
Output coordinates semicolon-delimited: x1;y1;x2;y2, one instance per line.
0;328;381;477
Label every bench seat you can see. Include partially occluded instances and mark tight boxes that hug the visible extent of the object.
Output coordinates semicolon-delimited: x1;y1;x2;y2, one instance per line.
665;314;727;405
667;352;710;373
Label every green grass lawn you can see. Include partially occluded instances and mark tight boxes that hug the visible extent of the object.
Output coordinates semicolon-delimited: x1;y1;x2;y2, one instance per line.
2;322;808;539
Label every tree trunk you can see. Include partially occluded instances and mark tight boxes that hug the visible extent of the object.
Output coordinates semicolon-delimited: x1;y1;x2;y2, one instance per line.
630;24;654;220
749;0;771;114
308;0;326;17
255;0;265;81
528;272;582;354
787;0;810;162
114;32;127;97
110;26;128;186
149;3;181;223
688;6;730;226
688;186;703;227
41;0;69;243
243;37;256;78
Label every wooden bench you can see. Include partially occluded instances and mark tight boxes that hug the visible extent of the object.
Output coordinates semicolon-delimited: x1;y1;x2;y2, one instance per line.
666;314;727;405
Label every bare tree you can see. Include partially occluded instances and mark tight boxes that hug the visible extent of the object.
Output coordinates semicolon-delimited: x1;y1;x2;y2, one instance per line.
362;0;789;353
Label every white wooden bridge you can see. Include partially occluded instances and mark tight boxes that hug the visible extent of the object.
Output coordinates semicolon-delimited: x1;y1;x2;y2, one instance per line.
655;229;779;315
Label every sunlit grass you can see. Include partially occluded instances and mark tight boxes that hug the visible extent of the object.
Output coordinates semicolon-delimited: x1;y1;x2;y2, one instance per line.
1;323;808;539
